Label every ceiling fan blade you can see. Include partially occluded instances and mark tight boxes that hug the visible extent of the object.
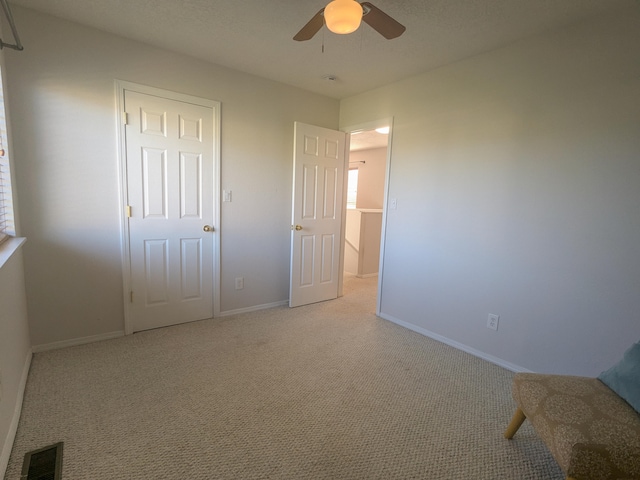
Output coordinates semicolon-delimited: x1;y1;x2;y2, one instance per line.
293;9;325;41
361;2;406;39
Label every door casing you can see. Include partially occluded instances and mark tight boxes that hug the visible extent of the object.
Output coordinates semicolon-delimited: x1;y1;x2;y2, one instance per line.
116;80;221;334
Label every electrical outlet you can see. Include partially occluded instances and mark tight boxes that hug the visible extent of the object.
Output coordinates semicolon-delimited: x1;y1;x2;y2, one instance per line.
487;314;499;331
235;277;244;290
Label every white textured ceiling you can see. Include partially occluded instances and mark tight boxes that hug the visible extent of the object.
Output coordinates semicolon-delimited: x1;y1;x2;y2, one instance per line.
350;129;389;151
7;0;637;99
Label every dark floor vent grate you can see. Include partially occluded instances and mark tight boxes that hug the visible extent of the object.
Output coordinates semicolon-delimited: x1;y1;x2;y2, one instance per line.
21;442;63;480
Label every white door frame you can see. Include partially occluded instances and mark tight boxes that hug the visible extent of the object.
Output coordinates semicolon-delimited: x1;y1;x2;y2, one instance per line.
340;117;394;316
115;80;221;334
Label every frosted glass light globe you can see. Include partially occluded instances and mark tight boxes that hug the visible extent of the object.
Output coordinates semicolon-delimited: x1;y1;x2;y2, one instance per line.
324;0;363;34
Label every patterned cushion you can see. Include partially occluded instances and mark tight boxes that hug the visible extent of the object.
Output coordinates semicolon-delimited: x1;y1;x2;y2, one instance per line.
512;373;640;479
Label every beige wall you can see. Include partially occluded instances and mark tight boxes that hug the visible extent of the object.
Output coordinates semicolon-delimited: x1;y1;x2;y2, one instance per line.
0;246;31;477
344;210;382;277
4;7;339;347
340;6;640;376
350;147;387;209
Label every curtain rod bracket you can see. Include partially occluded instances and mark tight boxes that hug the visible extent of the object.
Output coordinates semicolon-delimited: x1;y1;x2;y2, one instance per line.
0;40;24;51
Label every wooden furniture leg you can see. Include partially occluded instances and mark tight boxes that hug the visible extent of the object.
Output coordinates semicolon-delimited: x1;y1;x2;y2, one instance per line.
504;407;527;439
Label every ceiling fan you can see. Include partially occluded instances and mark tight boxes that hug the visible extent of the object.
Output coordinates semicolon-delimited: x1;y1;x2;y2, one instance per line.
293;0;406;41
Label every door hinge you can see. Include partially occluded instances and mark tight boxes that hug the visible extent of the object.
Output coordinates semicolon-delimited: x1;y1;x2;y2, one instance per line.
130;291;133;303
123;112;129;125
126;205;132;217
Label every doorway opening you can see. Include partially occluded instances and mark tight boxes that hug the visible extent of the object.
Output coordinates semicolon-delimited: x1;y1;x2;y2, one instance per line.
342;122;391;314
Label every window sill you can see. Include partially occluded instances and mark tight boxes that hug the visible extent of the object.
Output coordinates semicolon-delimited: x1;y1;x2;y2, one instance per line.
0;236;26;269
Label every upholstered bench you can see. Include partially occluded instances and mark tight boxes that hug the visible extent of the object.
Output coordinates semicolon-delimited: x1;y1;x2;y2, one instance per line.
505;373;640;479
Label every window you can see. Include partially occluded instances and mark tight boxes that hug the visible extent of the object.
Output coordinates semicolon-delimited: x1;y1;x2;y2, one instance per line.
346;168;358;209
0;65;14;245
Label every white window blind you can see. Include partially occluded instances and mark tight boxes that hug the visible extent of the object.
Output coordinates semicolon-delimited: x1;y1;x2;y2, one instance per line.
0;160;9;244
0;65;13;244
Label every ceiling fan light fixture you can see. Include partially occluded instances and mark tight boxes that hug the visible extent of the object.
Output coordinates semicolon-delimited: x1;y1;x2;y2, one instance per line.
324;0;363;35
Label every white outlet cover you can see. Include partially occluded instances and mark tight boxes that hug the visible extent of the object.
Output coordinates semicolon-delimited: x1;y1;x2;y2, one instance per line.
487;314;500;331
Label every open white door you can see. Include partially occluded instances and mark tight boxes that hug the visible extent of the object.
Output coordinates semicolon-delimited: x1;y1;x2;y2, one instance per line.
289;122;347;307
123;89;217;332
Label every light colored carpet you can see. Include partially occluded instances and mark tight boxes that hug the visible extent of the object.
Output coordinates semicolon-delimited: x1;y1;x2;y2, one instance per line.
5;275;563;479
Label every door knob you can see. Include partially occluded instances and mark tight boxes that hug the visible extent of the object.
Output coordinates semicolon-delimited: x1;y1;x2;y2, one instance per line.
295;225;303;231
203;225;214;232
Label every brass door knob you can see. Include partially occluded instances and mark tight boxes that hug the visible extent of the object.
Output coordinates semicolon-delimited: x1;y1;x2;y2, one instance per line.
203;225;214;232
295;225;303;231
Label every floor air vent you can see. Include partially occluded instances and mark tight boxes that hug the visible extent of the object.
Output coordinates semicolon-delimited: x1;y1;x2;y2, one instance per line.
21;442;63;480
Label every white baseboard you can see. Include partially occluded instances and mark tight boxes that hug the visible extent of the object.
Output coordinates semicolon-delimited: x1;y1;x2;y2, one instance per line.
218;300;288;317
32;331;125;353
0;349;32;479
378;312;532;373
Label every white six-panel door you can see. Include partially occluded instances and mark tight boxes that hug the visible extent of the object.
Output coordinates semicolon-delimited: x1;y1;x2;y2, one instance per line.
290;122;347;307
124;90;216;332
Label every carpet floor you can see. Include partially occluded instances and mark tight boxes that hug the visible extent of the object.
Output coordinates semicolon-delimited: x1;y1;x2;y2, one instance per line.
5;275;564;479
